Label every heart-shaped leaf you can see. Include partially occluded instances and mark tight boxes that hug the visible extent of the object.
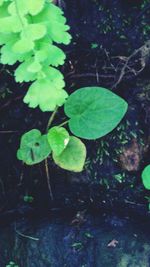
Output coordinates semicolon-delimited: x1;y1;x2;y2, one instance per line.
53;136;86;172
142;165;150;190
64;87;128;140
47;126;70;156
17;129;51;165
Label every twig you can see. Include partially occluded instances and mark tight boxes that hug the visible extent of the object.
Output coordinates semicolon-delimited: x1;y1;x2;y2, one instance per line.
67;73;114;79
0;130;18;133
112;41;150;89
15;227;39;241
18;162;24;186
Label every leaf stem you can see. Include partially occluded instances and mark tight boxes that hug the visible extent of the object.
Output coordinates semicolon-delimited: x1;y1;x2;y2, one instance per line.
58;120;69;127
46;106;58;133
45;158;54;201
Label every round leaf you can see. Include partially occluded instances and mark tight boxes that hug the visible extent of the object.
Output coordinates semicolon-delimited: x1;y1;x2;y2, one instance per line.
142;165;150;190
64;87;128;140
53;136;86;172
17;129;51;165
47;126;70;156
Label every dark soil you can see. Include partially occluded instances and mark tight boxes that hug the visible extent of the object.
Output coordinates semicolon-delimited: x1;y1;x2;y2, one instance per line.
1;212;150;267
0;0;150;221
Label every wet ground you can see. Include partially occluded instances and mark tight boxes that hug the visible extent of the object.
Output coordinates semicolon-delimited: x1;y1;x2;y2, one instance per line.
1;213;150;267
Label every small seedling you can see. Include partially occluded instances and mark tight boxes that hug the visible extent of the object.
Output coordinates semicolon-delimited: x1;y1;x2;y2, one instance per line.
84;232;94;239
91;43;98;49
23;195;34;203
71;242;83;251
6;261;19;267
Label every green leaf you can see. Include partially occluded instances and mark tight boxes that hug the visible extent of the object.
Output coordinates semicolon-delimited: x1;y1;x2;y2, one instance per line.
8;0;45;16
15;59;37;82
35;42;66;67
21;23;47;41
53;136;86;172
40;66;65;89
0;35;32;65
28;0;45;15
0;37;19;65
27;59;42;73
33;4;72;45
0;15;27;33
0;1;9;11
64;87;128;140
47;126;70;156
142;165;150;190
23;75;68;111
8;1;28;16
0;33;15;45
17;129;51;165
0;0;4;6
13;38;34;53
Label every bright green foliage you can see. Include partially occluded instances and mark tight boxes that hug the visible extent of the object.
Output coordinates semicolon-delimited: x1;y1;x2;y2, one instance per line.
33;3;71;45
142;165;150;189
23;72;68;111
17;86;128;172
27;0;45;15
47;126;70;156
53;136;86;172
64;87;128;140
0;0;71;111
17;129;51;165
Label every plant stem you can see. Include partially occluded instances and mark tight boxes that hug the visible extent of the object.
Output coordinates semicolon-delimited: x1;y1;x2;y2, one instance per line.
45;158;54;201
58;120;69;127
46;106;58;132
45;107;58;201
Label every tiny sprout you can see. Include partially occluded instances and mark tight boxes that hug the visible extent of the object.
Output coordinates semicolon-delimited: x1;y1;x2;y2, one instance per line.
23;195;34;203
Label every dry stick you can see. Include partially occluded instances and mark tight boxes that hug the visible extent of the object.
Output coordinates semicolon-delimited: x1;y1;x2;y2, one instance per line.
0;130;18;133
15;227;39;241
18;162;24;186
112;41;150;89
67;73;114;79
112;50;138;89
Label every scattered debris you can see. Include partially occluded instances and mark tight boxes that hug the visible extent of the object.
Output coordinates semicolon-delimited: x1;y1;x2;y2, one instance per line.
107;239;119;248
